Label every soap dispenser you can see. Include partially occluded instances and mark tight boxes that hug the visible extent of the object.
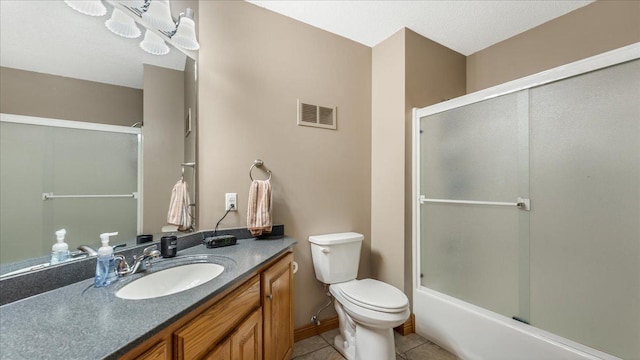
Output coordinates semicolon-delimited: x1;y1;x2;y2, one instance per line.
50;229;70;265
95;232;119;288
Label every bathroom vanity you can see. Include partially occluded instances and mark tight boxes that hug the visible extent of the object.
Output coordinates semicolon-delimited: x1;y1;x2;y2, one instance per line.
0;236;296;359
123;251;293;360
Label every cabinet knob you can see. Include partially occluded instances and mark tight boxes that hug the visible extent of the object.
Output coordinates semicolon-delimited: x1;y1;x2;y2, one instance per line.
267;294;273;300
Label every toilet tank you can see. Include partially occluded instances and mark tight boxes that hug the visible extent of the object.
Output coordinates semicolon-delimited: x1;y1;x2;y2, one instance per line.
308;232;363;284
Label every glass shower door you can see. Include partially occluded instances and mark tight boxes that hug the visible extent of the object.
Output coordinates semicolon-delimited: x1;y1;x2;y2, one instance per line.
47;126;139;251
528;59;640;359
417;58;639;359
419;90;530;320
0;120;139;265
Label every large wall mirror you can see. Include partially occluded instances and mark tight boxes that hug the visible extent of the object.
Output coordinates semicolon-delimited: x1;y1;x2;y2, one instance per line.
0;0;198;275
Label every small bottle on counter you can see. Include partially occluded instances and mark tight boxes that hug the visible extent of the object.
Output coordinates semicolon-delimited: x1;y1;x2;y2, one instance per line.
50;229;70;265
95;232;119;288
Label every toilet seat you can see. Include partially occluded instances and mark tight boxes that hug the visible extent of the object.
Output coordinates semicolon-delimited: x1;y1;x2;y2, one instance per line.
332;279;408;313
336;279;408;313
330;279;410;330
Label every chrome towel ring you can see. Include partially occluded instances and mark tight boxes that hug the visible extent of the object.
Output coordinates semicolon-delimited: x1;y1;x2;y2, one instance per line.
249;159;272;181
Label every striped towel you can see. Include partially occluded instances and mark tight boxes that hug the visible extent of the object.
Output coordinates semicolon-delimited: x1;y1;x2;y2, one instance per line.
247;179;272;237
167;180;192;231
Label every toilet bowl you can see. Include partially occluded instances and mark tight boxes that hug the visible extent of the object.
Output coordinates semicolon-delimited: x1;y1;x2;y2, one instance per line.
308;232;409;360
330;279;410;360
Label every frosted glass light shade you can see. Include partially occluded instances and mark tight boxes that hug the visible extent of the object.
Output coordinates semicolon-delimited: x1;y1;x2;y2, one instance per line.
140;30;170;55
172;17;199;50
105;8;141;38
64;0;107;17
142;0;175;32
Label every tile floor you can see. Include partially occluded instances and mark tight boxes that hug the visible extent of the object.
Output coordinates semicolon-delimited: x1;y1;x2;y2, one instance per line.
292;328;459;360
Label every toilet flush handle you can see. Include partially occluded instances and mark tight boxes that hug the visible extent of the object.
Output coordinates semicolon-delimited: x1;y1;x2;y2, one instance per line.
319;247;330;254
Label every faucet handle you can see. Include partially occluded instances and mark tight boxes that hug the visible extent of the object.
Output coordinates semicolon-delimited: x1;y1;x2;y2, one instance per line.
113;243;127;251
114;254;130;276
133;245;157;261
142;245;159;256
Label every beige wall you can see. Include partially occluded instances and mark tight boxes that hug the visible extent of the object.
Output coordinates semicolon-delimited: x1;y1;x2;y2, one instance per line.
0;66;142;126
143;64;185;234
371;30;406;291
467;0;640;92
198;1;372;329
371;28;466;302
403;29;467;302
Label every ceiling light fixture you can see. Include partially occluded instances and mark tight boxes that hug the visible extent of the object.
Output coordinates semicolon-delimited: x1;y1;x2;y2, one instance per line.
64;0;107;17
141;0;175;32
140;29;170;55
64;0;199;56
105;8;141;38
171;8;199;51
118;0;147;9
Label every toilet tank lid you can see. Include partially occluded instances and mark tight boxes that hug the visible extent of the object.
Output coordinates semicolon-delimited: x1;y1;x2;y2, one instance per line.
309;232;364;245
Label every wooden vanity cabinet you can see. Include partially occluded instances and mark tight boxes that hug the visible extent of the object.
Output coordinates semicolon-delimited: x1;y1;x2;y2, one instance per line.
230;308;263;360
174;277;261;359
261;253;294;360
136;340;169;360
203;308;262;360
205;338;230;360
120;251;293;360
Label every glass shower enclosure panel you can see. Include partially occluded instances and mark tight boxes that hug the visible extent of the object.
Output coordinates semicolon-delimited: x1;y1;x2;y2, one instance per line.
48;127;139;252
0;121;138;265
528;59;640;359
0;122;48;264
419;91;530;319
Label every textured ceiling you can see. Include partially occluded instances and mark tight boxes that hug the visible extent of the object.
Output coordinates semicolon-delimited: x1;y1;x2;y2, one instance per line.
0;1;187;89
247;0;594;55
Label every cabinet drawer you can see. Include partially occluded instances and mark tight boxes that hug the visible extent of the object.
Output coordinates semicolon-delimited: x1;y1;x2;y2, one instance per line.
174;276;261;360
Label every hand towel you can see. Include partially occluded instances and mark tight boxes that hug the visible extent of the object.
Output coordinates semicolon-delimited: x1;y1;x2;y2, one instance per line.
247;179;272;237
167;180;193;231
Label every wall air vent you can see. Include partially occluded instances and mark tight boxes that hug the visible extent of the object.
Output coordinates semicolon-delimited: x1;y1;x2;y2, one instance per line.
297;99;337;130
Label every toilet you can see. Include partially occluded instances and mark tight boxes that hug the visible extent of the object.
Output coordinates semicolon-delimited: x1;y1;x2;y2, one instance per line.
309;232;410;360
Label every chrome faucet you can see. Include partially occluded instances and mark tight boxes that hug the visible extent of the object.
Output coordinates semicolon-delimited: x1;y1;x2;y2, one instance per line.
115;245;161;276
69;245;98;259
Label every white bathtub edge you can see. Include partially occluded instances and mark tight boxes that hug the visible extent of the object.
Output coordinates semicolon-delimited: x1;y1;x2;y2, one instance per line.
413;286;621;360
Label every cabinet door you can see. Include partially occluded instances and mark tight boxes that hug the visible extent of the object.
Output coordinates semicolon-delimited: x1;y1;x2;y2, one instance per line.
261;253;294;360
203;338;231;360
231;308;263;360
136;340;168;360
174;277;260;360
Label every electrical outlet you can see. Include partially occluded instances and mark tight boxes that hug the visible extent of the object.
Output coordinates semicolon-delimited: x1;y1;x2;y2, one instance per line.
225;193;237;211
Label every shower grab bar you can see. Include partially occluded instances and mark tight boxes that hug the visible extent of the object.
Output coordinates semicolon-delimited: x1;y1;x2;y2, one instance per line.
42;192;138;200
419;195;530;211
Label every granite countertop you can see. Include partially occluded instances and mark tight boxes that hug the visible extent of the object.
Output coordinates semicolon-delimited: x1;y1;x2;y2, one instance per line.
0;237;296;359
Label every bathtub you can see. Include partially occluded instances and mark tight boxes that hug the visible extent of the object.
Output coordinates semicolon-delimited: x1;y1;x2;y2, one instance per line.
413;286;621;360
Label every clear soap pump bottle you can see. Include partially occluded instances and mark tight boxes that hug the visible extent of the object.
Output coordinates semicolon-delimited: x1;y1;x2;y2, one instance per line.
51;229;70;265
95;232;119;288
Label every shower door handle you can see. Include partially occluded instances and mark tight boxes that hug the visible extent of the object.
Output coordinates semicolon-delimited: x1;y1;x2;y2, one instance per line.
419;195;530;211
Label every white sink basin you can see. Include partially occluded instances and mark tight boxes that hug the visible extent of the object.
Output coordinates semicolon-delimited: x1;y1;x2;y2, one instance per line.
116;263;224;300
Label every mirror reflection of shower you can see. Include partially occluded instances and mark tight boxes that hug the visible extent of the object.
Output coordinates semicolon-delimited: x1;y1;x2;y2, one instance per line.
0;115;140;266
